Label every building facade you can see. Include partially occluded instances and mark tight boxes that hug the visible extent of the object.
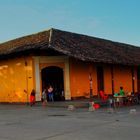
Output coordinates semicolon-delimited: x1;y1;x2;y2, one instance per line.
0;28;140;103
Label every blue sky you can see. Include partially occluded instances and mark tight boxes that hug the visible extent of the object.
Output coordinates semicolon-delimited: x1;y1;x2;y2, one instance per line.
0;0;140;46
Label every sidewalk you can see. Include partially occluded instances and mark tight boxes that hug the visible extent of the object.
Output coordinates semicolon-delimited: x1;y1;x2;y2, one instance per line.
36;97;109;108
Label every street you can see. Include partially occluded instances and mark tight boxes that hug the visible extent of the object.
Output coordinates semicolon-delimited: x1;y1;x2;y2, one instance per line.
0;105;140;140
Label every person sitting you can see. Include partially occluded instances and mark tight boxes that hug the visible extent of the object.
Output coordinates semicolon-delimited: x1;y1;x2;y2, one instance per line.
119;86;125;96
119;86;126;105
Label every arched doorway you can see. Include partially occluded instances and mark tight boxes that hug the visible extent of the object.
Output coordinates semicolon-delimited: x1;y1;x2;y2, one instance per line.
41;66;64;101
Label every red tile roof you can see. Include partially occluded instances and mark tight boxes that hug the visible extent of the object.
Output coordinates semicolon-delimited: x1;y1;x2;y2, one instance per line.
0;28;140;65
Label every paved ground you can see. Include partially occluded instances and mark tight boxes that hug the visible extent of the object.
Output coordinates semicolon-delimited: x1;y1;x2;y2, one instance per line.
0;104;140;140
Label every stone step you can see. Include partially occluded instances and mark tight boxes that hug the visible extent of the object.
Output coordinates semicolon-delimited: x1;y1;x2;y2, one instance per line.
36;99;109;108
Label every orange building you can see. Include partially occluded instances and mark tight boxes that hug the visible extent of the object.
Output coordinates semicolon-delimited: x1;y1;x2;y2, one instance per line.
0;28;140;103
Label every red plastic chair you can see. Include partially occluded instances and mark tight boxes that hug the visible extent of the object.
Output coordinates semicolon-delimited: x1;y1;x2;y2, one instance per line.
99;90;108;102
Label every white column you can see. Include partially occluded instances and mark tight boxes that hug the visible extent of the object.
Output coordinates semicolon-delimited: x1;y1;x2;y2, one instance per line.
34;57;41;101
65;59;71;100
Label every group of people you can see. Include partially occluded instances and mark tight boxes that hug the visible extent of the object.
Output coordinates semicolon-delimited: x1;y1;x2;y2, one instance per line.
99;86;126;107
29;85;54;107
113;86;140;107
41;85;54;106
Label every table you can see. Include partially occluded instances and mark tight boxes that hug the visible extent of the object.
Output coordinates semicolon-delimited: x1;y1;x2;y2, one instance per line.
113;95;126;107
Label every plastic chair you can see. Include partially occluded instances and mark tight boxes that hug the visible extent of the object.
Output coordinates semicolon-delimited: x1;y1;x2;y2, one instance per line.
99;90;108;102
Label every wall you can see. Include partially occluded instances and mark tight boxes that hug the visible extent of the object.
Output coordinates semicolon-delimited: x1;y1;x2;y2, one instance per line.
69;59;114;98
0;57;33;103
113;65;137;93
0;56;138;102
70;59;96;98
69;59;138;98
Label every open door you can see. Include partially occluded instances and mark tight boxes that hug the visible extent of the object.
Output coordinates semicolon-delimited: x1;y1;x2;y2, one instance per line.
41;66;64;101
97;66;104;92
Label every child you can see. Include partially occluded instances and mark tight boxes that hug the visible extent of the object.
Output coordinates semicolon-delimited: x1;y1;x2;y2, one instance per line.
42;89;47;106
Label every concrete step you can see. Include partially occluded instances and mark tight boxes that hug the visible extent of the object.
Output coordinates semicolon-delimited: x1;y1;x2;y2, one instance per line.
36;98;109;108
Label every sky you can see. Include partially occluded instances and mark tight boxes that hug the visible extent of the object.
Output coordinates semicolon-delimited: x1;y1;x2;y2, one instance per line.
0;0;140;46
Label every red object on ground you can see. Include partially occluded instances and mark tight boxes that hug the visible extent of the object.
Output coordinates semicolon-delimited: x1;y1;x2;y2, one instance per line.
93;103;100;109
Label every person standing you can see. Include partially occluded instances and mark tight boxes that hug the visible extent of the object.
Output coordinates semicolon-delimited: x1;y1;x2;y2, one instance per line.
30;89;36;106
48;85;54;101
42;89;47;106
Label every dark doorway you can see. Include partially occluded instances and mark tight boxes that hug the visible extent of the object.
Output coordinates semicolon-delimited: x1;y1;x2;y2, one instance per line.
97;66;104;92
41;66;64;101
